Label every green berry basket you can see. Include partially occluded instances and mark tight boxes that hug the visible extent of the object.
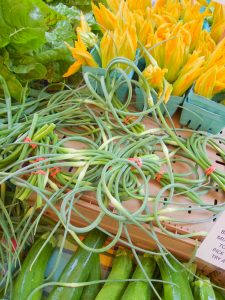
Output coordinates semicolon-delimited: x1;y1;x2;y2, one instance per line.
82;48;135;103
180;88;225;134
135;86;183;117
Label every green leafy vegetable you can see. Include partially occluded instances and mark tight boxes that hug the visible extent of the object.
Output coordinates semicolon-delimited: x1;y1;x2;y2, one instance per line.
0;56;23;101
45;21;74;47
0;0;63;51
0;0;72;100
50;3;81;24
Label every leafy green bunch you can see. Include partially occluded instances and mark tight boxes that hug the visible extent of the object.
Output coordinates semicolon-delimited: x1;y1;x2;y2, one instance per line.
0;0;97;102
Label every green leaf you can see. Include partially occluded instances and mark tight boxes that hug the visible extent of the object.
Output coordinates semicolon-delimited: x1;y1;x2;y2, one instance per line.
36;46;73;64
0;0;64;52
9;27;46;53
50;3;81;24
0;58;23;101
0;0;45;51
45;20;74;47
212;91;225;103
6;54;45;78
13;63;47;80
43;0;91;6
30;0;65;26
33;46;73;82
50;4;99;33
0;0;96;91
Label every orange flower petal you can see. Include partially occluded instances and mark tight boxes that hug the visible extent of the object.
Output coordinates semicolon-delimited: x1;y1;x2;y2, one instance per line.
63;61;82;77
72;49;97;66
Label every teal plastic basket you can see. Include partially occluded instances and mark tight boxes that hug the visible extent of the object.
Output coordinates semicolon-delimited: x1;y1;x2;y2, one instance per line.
82;48;135;103
83;66;134;103
180;88;225;134
135;87;183;117
82;65;106;96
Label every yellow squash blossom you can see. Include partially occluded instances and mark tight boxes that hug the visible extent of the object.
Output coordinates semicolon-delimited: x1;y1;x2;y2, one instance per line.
100;31;116;69
146;22;172;67
92;3;117;32
142;64;172;102
63;36;97;77
212;66;225;95
164;35;187;82
93;1;153;47
211;3;225;43
172;51;205;96
195;65;225;99
100;26;137;69
154;0;182;23
117;26;137;61
148;22;191;83
184;19;205;52
93;2;133;34
206;37;225;68
76;12;91;34
181;1;210;52
163;81;173;103
197;0;209;6
213;81;225;96
194;66;217;98
133;12;154;46
116;1;133;29
151;13;177;27
154;0;166;11
143;65;168;91
181;0;210;23
76;13;97;49
195;31;216;59
152;0;180;27
127;0;151;12
107;0;121;13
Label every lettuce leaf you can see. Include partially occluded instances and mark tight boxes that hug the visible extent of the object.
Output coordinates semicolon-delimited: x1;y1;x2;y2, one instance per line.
50;3;81;24
51;3;99;29
0;57;23;101
0;0;98;101
0;0;63;53
45;20;74;47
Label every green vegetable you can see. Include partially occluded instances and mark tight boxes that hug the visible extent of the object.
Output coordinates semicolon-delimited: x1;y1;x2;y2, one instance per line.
12;236;55;300
0;0;79;100
151;266;163;300
48;229;106;300
49;3;81;25
215;289;225;300
193;275;216;300
0;59;23;101
155;255;194;300
183;263;197;283
95;249;133;300
0;0;63;100
0;0;63;51
121;254;156;300
80;253;101;300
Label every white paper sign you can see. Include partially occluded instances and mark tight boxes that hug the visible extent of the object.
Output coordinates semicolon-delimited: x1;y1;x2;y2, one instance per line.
196;210;225;270
212;0;225;4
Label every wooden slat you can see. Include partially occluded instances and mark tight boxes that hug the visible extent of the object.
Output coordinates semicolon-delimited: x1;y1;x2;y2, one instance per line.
43;198;217;275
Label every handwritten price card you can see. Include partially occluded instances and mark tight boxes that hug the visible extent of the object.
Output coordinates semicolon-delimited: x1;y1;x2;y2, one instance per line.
196;210;225;270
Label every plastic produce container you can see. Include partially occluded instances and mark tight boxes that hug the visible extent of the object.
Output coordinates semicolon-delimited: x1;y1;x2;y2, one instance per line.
82;48;135;103
180;88;225;134
135;86;183;117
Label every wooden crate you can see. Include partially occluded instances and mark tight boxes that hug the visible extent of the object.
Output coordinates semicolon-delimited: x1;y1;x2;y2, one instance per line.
41;112;225;285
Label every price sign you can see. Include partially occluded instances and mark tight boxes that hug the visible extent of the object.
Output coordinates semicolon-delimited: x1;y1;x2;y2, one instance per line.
196;210;225;270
